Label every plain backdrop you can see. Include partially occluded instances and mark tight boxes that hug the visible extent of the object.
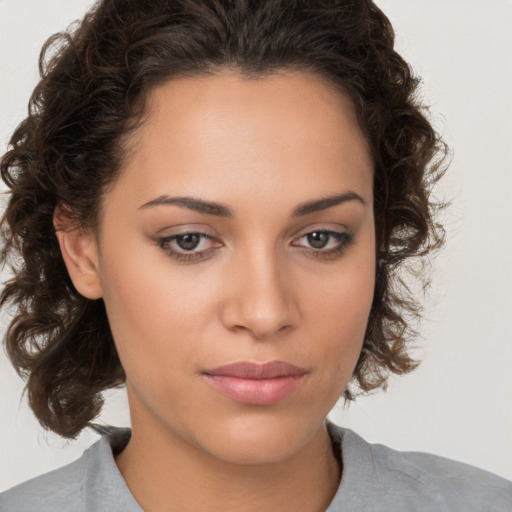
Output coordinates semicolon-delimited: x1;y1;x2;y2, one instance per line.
1;0;511;492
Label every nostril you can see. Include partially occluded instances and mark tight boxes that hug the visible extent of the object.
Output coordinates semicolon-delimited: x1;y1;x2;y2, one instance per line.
221;299;299;340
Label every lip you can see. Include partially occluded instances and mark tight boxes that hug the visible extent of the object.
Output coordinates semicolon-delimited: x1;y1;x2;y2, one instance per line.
202;361;307;405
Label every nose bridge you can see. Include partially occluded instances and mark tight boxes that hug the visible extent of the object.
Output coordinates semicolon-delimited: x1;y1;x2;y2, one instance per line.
222;239;298;339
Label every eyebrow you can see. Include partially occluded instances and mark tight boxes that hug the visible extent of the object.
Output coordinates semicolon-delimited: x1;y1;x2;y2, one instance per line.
139;195;233;217
292;191;366;216
138;191;365;217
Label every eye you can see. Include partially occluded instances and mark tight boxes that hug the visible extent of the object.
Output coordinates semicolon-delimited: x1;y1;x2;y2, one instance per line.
292;230;354;258
157;232;222;261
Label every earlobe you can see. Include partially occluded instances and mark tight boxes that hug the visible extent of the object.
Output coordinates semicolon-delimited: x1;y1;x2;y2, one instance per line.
54;209;103;300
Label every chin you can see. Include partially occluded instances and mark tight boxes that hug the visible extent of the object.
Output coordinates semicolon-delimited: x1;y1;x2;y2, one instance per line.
196;413;324;466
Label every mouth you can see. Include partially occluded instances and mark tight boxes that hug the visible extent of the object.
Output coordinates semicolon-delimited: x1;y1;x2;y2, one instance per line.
202;361;307;405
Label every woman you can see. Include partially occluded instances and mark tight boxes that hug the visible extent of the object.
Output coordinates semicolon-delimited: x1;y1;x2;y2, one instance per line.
0;0;511;510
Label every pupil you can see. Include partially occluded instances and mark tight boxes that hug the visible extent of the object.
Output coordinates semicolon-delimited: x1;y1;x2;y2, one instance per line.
308;232;329;249
177;234;200;251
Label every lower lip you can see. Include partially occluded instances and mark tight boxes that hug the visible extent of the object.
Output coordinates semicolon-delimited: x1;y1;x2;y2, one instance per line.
203;374;304;405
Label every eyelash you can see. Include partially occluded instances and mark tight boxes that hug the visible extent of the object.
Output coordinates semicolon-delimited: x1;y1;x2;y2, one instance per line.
156;233;218;262
156;230;354;262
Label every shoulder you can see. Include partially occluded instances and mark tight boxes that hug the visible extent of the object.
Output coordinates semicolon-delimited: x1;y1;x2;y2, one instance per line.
330;424;512;512
370;440;512;509
0;427;136;512
0;447;90;512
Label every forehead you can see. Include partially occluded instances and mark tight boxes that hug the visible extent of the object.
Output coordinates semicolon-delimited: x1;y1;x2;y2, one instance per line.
113;70;373;210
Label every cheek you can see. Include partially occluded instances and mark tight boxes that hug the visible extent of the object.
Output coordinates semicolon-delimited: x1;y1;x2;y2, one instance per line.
309;284;371;370
302;243;376;373
99;245;251;404
98;243;215;375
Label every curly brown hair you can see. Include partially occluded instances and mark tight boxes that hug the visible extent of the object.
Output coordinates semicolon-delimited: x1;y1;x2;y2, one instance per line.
1;0;446;438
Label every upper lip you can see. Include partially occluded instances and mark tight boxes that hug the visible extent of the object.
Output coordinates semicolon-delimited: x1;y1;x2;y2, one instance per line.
203;361;307;379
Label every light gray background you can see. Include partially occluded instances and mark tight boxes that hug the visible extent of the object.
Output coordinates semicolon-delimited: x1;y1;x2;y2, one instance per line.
1;0;511;491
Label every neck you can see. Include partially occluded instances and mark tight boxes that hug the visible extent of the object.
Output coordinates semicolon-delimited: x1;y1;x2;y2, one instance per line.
115;417;341;512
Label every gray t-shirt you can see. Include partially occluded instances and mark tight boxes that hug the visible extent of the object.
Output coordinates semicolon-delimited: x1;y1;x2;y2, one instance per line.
1;423;511;511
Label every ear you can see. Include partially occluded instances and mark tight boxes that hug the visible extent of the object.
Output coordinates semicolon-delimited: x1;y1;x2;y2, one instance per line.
54;207;103;300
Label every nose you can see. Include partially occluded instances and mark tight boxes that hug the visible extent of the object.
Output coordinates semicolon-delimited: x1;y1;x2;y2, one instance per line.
220;248;300;340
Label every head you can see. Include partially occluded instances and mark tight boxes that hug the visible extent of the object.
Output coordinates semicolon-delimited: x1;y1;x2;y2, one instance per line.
1;0;446;444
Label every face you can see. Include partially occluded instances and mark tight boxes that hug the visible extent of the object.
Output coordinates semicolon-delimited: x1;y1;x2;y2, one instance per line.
82;70;375;465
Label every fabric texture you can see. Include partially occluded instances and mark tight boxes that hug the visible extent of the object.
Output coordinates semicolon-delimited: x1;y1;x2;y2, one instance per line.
1;423;511;511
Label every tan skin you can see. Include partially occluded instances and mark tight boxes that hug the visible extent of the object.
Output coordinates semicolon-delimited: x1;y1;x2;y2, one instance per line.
56;70;375;512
